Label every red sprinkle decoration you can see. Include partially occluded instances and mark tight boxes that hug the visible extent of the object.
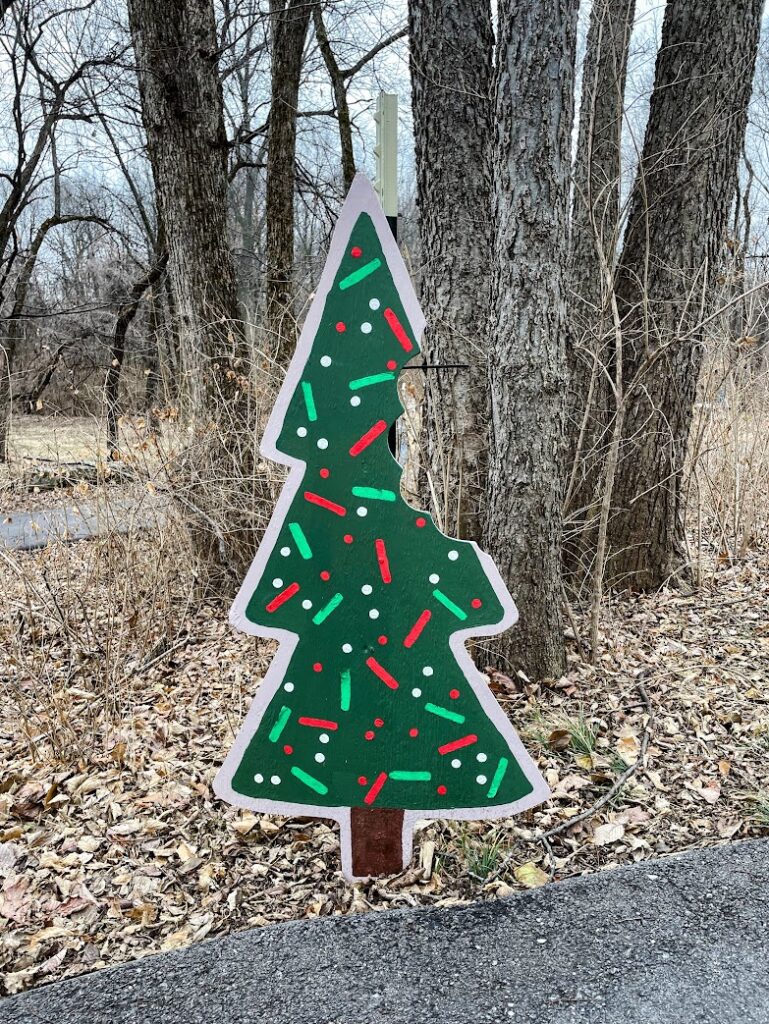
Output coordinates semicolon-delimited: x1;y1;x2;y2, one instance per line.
437;785;447;796
365;730;375;741
349;419;388;457
364;771;388;805
319;467;330;478
320;570;331;581
344;533;354;544
374;717;384;728
266;581;300;613
471;598;482;609
358;776;368;786
336;322;346;333
351;246;362;258
378;635;388;646
415;517;426;528
313;662;323;673
409;728;419;738
449;688;460;700
386;359;397;370
283;745;293;755
383;307;415;353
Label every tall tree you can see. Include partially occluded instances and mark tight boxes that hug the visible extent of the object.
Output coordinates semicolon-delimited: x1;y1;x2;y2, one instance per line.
606;0;763;589
484;0;579;680
408;0;494;543
565;0;636;555
264;0;311;366
127;0;245;410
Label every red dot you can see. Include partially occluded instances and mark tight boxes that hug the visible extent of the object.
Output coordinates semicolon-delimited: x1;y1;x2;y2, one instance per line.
378;635;388;646
351;246;362;258
358;776;368;786
320;467;330;478
409;728;419;738
471;598;482;609
386;359;397;370
313;662;323;673
343;534;354;544
283;744;293;755
437;785;447;796
374;717;384;728
320;570;331;581
365;730;375;740
336;321;346;333
415;517;426;528
449;688;460;700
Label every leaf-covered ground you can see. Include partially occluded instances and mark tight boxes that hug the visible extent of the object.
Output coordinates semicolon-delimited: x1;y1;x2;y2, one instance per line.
1;528;767;995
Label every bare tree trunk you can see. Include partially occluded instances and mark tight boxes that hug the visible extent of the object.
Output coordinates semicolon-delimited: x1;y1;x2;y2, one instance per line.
265;0;311;366
127;0;246;408
313;5;355;191
606;0;762;590
408;0;494;542
565;0;636;564
484;0;579;680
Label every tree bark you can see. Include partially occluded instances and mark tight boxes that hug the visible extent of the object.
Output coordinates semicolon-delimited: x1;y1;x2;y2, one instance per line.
606;0;763;590
408;0;494;542
565;0;636;561
313;5;355;192
484;0;579;680
350;807;406;876
265;0;311;366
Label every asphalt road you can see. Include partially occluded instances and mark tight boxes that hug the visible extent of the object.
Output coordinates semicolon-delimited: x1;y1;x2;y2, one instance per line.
2;839;767;1024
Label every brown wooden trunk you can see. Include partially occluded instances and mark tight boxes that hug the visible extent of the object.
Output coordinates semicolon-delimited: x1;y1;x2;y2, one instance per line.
408;0;494;543
606;0;763;590
350;807;406;877
484;0;579;680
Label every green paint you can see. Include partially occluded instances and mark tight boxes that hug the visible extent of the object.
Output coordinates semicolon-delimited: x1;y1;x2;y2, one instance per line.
351;486;396;501
288;521;312;559
432;588;467;620
268;705;292;743
340;668;351;711
301;381;317;421
424;703;466;725
390;771;431;782
338;257;381;290
290;766;329;795
487;757;509;799
348;372;395;391
228;210;539;813
312;592;344;625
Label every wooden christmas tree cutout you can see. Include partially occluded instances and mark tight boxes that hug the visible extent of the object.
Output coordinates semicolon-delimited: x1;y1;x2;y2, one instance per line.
214;174;550;879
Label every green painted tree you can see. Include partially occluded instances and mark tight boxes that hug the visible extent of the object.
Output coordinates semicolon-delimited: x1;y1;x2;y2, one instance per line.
215;176;549;878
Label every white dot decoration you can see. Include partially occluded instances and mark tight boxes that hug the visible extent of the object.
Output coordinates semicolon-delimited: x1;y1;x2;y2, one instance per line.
369;608;380;619
280;546;291;557
361;584;373;595
296;426;307;438
448;550;459;561
302;599;313;610
319;733;330;744
283;682;294;693
411;687;422;698
476;775;487;786
272;578;283;588
369;298;380;310
315;752;325;763
342;643;353;653
254;773;264;783
476;752;488;763
350;395;361;407
271;775;281;785
356;506;368;517
451;758;462;769
317;437;329;450
320;355;332;367
360;322;372;334
429;573;440;584
422;666;434;677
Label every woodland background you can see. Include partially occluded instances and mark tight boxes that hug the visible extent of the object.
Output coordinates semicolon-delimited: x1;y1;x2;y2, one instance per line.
0;0;768;995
